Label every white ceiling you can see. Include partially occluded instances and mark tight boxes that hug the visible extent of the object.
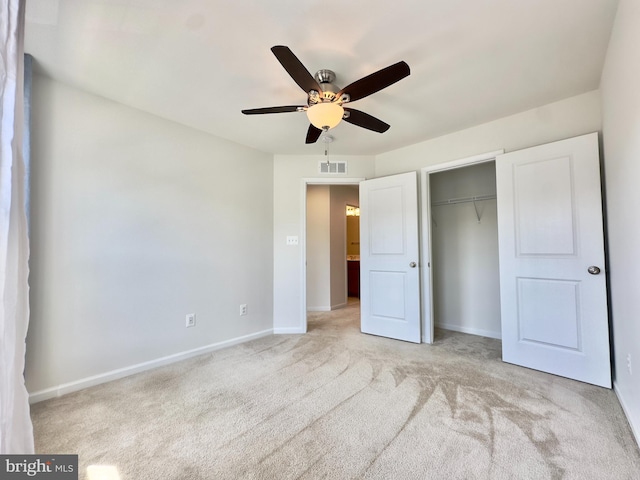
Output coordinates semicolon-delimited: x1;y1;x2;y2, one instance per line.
24;0;619;156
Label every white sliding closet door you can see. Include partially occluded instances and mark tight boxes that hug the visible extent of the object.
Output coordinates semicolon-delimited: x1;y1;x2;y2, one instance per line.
496;133;611;387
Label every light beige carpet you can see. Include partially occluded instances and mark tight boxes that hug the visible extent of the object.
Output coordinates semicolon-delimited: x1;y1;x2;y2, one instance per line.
31;301;640;479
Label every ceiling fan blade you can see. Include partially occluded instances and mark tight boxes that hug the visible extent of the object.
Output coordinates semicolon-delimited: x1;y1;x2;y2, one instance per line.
271;46;322;94
343;108;390;133
338;61;410;102
305;124;323;144
242;105;304;115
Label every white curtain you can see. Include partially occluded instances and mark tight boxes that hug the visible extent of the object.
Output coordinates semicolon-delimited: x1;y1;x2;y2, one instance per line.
0;0;34;454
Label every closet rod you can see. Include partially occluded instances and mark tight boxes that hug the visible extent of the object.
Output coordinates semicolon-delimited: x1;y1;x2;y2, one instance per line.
431;194;496;207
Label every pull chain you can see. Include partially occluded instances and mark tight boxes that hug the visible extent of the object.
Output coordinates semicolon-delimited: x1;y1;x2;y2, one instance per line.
322;128;333;166
325;140;330;165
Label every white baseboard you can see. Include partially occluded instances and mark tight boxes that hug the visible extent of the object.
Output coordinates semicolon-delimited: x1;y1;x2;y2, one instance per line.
273;326;306;334
436;322;502;340
613;380;640;448
307;302;348;312
29;328;273;404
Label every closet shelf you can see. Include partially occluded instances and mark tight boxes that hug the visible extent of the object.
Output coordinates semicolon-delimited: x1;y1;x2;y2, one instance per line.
431;194;496;207
432;194;496;223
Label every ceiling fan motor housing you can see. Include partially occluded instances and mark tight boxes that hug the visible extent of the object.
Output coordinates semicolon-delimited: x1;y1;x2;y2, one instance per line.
315;69;336;84
311;69;340;103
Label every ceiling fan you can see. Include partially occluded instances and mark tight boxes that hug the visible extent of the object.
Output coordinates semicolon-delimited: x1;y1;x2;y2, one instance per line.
241;46;410;144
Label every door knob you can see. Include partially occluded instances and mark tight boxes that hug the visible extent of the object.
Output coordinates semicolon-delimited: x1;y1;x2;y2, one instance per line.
409;262;417;268
587;266;601;275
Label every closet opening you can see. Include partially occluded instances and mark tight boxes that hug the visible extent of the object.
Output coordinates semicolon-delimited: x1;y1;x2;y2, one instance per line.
428;160;502;342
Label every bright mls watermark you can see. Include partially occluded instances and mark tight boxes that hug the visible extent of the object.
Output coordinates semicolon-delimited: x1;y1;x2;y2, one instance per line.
0;455;78;479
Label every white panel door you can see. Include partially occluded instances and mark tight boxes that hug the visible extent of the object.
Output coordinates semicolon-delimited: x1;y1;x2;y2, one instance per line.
496;132;611;387
360;172;421;343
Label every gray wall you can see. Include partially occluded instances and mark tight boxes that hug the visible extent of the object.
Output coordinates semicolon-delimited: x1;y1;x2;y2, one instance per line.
27;76;274;400
306;185;331;310
600;0;640;443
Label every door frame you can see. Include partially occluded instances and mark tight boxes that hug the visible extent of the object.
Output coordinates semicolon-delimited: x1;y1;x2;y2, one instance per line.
300;177;365;333
420;150;504;343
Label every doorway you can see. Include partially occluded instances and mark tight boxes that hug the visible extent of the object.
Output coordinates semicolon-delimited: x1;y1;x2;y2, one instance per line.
429;161;501;340
301;179;363;333
421;150;503;343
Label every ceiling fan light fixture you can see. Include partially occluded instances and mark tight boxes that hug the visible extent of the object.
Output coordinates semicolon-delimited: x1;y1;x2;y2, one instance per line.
306;102;344;130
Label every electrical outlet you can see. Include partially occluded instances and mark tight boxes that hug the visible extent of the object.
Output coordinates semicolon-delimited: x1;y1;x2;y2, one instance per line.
240;304;248;316
186;313;196;328
286;236;299;245
627;353;632;375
